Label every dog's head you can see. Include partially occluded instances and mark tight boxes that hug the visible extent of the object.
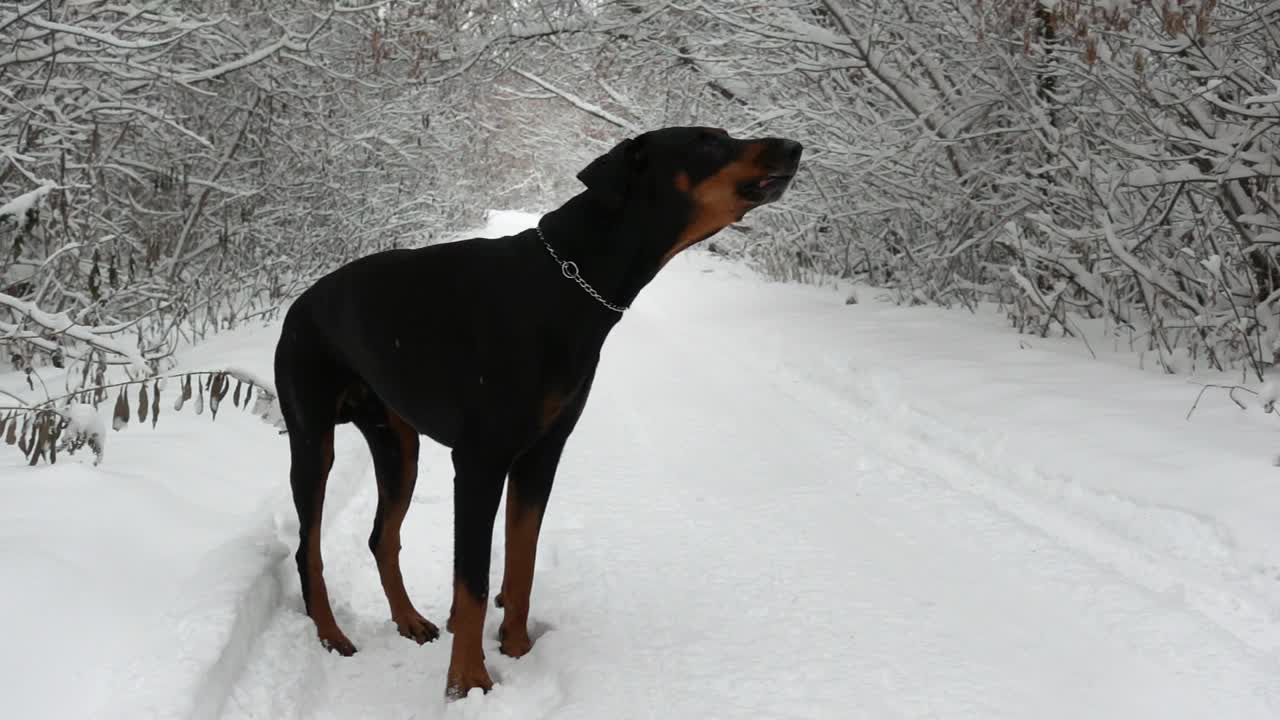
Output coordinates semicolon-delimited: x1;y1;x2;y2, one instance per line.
577;126;803;264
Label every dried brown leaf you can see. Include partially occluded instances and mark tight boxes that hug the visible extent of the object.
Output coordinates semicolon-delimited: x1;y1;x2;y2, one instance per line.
212;373;231;418
48;418;59;464
113;388;130;431
139;384;149;424
28;416;48;466
18;417;31;454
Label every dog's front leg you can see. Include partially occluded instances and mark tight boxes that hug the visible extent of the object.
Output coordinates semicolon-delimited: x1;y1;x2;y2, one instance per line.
496;431;568;658
445;446;509;700
496;379;593;657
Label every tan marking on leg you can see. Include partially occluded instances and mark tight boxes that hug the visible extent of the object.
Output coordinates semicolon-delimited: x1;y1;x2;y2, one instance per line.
446;579;494;699
498;486;542;658
539;390;566;432
374;412;439;644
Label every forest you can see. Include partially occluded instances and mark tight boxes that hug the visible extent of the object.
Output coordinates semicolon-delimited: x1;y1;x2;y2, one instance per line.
2;0;1278;459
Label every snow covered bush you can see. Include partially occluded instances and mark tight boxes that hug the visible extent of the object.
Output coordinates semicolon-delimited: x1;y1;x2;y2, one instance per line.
0;2;490;463
976;0;1280;377
0;3;491;442
0;3;478;380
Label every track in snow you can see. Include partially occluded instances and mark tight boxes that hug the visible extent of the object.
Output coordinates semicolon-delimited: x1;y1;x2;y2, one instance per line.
218;219;1280;720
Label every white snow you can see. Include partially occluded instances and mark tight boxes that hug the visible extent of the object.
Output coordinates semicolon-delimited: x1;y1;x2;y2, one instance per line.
0;179;55;223
1199;253;1223;282
1260;382;1280;413
1243;78;1280;105
5;210;1280;719
64;401;107;463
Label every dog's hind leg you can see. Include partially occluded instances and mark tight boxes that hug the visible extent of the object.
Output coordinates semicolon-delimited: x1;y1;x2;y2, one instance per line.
351;403;439;644
275;327;355;656
289;428;355;655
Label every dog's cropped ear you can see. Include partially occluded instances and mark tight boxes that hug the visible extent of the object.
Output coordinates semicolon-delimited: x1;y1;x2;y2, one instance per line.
576;137;645;209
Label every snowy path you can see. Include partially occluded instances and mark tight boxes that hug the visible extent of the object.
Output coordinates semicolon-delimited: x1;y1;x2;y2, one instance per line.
213;216;1280;719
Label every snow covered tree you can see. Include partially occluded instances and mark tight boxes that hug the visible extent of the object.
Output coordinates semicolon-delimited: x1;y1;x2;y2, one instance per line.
1;1;472;385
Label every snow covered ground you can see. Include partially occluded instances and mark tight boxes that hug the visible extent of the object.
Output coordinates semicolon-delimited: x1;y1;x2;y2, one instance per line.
4;210;1280;719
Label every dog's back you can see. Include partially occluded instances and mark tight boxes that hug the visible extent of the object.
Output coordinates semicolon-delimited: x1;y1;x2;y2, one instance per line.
278;233;541;443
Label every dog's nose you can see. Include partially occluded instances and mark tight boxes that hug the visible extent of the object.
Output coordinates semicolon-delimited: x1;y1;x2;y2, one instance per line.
781;139;803;164
765;139;802;169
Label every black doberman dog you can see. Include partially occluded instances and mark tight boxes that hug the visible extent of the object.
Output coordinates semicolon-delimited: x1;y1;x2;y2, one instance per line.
273;126;802;699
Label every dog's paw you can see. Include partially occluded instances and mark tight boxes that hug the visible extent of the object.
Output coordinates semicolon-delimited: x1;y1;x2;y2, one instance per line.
498;624;533;658
445;661;494;700
394;610;440;644
319;631;357;657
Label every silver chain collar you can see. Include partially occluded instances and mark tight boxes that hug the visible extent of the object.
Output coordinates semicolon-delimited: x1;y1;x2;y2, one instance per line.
537;225;629;314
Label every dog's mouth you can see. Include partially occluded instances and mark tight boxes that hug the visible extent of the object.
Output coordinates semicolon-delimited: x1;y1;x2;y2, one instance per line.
738;172;795;204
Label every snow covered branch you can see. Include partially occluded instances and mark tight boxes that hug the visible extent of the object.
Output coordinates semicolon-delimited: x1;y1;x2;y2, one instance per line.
0;180;56;225
0;292;148;372
511;69;641;133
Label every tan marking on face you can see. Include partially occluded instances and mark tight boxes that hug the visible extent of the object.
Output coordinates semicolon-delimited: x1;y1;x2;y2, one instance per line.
662;143;767;267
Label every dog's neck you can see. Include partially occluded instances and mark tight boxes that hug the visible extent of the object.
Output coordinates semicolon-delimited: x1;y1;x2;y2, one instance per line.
537;192;686;321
